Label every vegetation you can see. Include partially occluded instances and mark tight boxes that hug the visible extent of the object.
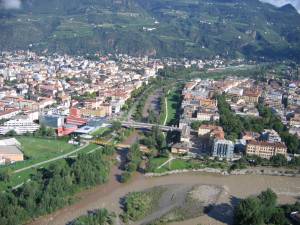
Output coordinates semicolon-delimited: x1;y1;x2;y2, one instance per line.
122;187;164;221
147;157;229;173
230;154;300;171
234;189;299;225
120;142;142;183
142;126;167;156
72;209;115;225
1;0;300;61
217;94;300;153
159;85;183;126
0;150;111;225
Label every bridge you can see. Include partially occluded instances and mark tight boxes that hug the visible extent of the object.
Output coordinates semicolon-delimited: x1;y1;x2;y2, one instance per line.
120;121;182;132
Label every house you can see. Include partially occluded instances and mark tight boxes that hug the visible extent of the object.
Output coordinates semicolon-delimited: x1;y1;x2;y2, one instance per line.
261;129;282;143
198;125;224;139
171;142;190;154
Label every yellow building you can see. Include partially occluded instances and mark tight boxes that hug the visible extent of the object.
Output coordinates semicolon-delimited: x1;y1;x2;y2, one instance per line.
246;140;287;159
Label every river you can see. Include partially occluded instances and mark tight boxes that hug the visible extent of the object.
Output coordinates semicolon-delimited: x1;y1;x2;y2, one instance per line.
29;166;300;225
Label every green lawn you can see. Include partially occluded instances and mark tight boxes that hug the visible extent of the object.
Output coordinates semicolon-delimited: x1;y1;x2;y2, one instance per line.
5;137;76;171
91;127;111;137
148;157;229;173
0;142;100;191
165;89;180;125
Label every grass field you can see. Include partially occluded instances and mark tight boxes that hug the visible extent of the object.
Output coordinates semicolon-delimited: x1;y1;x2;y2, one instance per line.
165;88;181;126
0;141;100;191
4;137;77;171
91;127;111;137
148;157;229;174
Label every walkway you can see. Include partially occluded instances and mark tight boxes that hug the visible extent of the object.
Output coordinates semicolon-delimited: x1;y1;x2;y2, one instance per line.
163;90;171;126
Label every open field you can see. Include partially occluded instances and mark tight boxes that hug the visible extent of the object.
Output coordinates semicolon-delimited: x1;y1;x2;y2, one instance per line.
12;137;76;170
0;138;99;191
165;88;181;126
148;157;229;174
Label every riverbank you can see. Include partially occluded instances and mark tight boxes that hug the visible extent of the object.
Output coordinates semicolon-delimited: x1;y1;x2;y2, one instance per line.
145;166;300;178
28;168;300;225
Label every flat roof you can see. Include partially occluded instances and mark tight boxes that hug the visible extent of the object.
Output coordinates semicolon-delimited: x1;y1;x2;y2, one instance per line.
74;126;96;134
0;145;23;155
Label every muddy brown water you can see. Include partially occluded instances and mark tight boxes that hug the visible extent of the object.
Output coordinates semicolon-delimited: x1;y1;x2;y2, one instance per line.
28;167;300;225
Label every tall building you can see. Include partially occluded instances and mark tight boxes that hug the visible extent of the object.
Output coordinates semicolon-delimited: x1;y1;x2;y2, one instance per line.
212;139;234;159
39;114;64;128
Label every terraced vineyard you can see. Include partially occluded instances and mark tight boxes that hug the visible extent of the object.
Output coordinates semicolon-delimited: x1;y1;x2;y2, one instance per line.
1;0;300;60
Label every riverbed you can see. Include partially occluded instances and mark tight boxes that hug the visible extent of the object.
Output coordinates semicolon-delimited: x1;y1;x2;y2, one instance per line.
29;166;300;225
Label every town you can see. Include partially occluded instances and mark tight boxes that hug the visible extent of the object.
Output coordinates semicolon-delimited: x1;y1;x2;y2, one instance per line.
171;76;300;161
0;51;300;225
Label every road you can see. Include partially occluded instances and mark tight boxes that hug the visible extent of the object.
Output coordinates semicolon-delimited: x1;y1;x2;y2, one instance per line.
14;142;89;174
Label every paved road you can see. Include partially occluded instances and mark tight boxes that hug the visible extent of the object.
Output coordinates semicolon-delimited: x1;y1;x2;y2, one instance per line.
14;142;89;174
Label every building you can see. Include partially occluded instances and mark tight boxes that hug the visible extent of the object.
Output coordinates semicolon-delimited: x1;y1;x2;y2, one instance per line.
198;125;224;139
243;88;261;104
0;109;20;120
246;140;287;159
261;129;282;143
171;142;190;154
39;114;64;128
0;118;40;135
180;125;191;143
0;138;23;164
212;139;234;159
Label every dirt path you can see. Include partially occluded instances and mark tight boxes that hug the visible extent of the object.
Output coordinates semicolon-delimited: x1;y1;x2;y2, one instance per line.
28;170;300;225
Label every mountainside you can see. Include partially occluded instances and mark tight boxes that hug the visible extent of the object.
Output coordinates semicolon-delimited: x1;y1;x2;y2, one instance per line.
0;0;300;60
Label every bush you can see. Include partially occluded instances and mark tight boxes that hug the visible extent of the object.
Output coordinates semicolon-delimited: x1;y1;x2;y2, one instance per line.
72;209;115;225
0;169;12;182
124;192;152;221
120;172;131;183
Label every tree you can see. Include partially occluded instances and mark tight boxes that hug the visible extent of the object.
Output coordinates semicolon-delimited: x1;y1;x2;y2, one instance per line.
0;169;12;182
270;154;287;167
5;130;17;137
234;197;263;225
73;209;115;225
124;192;152;221
120;171;131;183
111;121;122;131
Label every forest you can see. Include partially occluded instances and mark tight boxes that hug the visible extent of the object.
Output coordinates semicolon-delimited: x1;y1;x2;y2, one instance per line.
0;150;111;225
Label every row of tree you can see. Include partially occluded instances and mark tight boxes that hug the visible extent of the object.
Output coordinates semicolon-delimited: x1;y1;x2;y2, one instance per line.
0;150;111;225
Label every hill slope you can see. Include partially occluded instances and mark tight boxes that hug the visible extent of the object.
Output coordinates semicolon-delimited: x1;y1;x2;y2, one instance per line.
0;0;300;60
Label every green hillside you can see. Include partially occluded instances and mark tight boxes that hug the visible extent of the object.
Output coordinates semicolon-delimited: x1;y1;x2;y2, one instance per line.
0;0;300;60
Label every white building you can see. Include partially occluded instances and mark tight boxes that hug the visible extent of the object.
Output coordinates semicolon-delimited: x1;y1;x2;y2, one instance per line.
0;119;40;135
